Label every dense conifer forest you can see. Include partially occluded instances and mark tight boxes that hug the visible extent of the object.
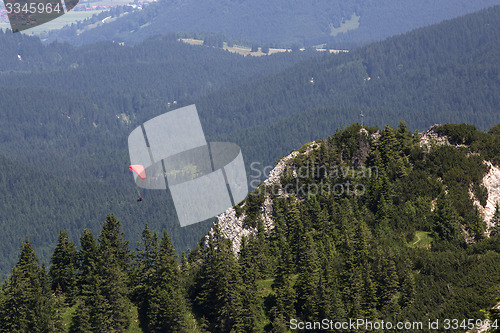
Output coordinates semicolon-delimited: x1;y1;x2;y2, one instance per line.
0;5;499;307
1;123;499;332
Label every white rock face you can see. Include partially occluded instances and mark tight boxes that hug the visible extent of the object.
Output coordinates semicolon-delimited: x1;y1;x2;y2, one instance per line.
264;151;299;186
478;161;500;232
210;142;319;255
419;124;450;151
209;207;253;255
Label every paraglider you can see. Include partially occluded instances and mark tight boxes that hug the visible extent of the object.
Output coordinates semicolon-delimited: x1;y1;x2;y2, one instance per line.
129;164;146;179
129;165;146;202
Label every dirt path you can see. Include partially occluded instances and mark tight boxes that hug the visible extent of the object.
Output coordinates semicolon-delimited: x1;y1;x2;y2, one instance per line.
411;233;421;246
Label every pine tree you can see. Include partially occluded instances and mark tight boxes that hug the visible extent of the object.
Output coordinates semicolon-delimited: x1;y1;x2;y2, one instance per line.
131;223;159;333
285;197;303;268
238;237;261;332
271;233;296;332
399;259;416;308
148;231;188;333
95;214;131;331
0;238;62;332
294;232;320;320
317;234;345;320
254;217;271;277
70;229;99;333
378;251;400;317
432;194;461;243
213;237;244;332
75;229;98;295
193;227;243;332
49;230;77;301
490;202;500;236
71;215;131;332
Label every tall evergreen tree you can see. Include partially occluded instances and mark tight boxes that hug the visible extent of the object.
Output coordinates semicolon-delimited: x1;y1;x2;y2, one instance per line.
71;215;131;332
193;226;244;332
294;232;320;320
378;251;400;317
0;238;62;332
399;259;416;308
432;194;461;243
131;223;159;333
148;231;188;333
238;237;261;332
286;197;303;268
271;232;296;332
49;229;77;300
75;228;98;295
489;202;500;236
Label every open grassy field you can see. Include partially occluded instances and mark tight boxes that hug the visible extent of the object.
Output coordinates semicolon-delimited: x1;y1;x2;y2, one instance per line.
179;38;290;57
409;231;433;249
179;38;347;57
329;13;360;37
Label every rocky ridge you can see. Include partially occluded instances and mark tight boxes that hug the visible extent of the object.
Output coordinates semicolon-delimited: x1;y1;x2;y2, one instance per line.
209;125;500;254
208;142;319;255
475;161;500;233
419;124;450;151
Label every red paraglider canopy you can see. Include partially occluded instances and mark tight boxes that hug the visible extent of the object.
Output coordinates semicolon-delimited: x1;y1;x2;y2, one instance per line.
129;164;146;179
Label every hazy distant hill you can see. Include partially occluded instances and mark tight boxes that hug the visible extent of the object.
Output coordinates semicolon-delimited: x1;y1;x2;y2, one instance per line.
195;5;500;166
46;0;500;46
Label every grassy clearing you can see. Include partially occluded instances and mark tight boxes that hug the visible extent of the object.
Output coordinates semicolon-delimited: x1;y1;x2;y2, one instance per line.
179;38;290;57
60;300;142;332
60;300;77;332
127;305;143;333
257;277;274;297
409;231;433;249
329;13;360;37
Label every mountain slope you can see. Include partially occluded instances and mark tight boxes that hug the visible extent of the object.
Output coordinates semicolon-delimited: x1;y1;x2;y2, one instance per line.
197;122;500;331
1;6;500;279
192;5;500;169
45;0;500;46
0;35;315;278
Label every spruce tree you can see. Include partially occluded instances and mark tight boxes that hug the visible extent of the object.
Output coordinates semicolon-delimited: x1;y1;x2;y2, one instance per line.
238;237;261;332
294;232;320;321
213;237;244;332
49;229;77;300
70;229;98;333
271;233;296;332
96;214;131;331
131;223;159;333
490;202;500;236
432;194;461;243
399;259;416;308
0;238;62;332
75;228;98;295
286;197;303;268
193;227;243;332
71;215;131;332
378;251;400;317
148;231;188;333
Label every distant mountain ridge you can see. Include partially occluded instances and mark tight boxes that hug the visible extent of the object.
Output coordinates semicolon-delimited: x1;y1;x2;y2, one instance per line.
45;0;500;46
195;5;500;168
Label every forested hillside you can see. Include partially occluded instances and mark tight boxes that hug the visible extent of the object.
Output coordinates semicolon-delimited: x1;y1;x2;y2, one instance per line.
0;6;500;280
196;5;500;166
1;123;499;332
43;0;500;47
0;33;316;278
